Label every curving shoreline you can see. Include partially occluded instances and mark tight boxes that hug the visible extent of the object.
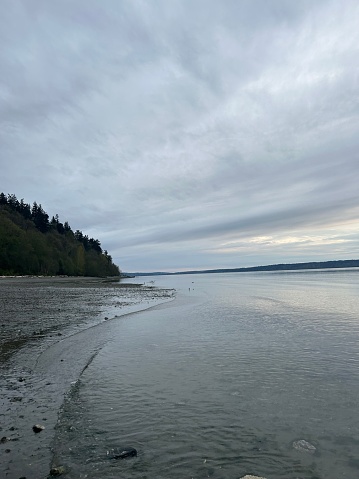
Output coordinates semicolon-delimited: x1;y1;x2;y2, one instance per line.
0;276;175;479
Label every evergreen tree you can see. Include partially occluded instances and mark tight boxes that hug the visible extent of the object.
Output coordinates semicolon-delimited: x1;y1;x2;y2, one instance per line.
32;203;49;233
19;199;31;219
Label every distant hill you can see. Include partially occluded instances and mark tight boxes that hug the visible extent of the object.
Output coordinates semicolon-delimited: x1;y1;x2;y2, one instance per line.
0;192;120;277
127;259;359;277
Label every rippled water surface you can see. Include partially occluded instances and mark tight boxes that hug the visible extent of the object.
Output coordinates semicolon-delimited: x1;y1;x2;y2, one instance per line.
53;271;359;479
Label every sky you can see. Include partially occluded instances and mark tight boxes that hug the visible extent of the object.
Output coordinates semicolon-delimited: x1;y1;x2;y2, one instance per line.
1;0;359;273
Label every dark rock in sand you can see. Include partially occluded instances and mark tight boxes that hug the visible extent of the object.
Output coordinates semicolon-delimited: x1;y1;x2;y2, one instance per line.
49;466;66;476
106;446;137;459
32;424;45;433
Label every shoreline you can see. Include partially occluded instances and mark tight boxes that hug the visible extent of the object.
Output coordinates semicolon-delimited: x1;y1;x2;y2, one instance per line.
0;276;175;479
0;276;173;363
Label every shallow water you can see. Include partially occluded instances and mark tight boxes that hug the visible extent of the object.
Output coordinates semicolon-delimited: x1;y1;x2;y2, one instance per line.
53;270;359;479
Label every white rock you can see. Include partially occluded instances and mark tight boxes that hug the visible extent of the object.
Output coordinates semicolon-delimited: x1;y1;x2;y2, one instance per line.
293;439;316;453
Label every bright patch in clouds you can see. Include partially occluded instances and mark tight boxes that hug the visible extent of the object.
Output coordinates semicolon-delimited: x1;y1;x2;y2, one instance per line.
217;234;351;254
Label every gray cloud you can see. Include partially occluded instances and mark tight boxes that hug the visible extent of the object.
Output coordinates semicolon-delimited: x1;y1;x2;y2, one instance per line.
1;0;359;271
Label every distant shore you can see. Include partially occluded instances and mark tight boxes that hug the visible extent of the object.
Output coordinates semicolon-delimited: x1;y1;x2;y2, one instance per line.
0;276;175;479
128;259;359;276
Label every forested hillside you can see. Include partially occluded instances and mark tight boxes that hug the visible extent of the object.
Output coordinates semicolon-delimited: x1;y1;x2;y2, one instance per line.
0;193;120;277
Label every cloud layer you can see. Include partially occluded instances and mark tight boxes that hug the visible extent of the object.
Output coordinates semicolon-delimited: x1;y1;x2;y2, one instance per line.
1;0;359;271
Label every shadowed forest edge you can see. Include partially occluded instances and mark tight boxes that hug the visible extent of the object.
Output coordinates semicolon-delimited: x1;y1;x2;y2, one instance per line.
0;192;120;277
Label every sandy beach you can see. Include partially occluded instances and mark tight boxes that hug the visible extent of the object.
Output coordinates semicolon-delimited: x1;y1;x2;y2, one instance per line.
0;276;175;479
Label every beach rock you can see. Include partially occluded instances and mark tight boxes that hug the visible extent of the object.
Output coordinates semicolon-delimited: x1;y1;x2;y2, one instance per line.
32;424;45;433
239;476;267;479
49;466;66;476
293;439;316;454
1;436;10;443
106;446;137;459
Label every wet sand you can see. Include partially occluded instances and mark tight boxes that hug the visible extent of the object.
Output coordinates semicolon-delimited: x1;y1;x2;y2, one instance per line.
0;276;175;479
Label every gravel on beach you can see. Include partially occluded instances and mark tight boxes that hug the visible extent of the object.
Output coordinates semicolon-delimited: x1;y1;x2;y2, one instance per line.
0;276;174;363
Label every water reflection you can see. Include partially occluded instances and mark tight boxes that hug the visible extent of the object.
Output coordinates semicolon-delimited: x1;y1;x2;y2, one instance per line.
53;270;359;479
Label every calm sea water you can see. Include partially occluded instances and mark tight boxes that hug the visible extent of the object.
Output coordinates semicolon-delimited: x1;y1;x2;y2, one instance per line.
53;270;359;479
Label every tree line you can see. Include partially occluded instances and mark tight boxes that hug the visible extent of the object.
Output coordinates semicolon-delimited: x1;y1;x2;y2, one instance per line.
0;192;120;277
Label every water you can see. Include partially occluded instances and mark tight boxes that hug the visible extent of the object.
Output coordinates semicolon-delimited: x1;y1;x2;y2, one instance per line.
52;270;359;479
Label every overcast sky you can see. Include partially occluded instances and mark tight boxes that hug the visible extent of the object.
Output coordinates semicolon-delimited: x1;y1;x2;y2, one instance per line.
1;0;359;272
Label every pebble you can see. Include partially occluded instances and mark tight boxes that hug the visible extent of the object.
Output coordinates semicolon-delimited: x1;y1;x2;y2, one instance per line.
106;446;137;459
49;466;66;476
32;424;45;433
240;476;267;479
